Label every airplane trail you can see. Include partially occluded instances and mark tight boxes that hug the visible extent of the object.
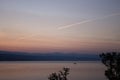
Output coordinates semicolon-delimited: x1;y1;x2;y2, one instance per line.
57;13;120;30
15;13;120;40
57;20;91;30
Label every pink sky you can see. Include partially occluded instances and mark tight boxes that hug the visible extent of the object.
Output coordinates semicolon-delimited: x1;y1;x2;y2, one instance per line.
0;0;120;53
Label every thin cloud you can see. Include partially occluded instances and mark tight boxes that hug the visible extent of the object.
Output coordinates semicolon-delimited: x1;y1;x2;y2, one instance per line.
57;13;120;30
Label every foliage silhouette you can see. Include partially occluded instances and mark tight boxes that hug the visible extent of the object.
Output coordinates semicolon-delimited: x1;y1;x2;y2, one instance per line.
100;52;120;80
48;67;70;80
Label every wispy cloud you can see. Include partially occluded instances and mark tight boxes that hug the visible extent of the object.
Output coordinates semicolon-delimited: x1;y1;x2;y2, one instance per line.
57;13;120;30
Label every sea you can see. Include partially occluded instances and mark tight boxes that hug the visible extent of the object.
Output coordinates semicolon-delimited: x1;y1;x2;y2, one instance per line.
0;61;107;80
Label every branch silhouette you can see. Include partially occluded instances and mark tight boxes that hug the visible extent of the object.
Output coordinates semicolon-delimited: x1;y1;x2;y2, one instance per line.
48;67;70;80
100;52;120;80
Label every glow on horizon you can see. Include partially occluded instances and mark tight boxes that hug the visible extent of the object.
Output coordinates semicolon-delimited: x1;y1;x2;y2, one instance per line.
0;0;120;53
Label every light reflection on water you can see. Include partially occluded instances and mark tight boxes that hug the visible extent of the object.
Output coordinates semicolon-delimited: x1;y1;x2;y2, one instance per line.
0;61;106;80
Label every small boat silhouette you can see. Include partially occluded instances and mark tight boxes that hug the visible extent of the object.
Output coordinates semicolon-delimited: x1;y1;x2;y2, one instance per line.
73;62;77;64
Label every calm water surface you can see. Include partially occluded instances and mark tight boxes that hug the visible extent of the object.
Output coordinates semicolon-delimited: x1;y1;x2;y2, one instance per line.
0;61;106;80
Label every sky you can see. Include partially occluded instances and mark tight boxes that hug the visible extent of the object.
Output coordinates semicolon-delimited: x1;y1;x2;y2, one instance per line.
0;0;120;53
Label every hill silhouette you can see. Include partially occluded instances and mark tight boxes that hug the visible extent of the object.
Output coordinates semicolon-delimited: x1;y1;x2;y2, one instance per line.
0;50;100;61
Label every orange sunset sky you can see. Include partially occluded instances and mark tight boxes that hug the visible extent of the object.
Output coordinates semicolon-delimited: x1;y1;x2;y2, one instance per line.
0;0;120;53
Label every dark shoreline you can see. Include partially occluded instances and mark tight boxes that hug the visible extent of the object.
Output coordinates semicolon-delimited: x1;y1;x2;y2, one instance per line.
0;50;100;61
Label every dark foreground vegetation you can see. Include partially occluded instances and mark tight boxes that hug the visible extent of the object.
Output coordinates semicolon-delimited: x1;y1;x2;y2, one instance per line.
48;67;70;80
100;52;120;80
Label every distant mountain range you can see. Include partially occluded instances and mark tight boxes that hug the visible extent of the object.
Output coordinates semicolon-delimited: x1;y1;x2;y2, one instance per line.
0;51;100;61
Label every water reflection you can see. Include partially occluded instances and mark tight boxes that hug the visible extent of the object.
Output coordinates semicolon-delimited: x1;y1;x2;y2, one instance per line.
0;61;106;80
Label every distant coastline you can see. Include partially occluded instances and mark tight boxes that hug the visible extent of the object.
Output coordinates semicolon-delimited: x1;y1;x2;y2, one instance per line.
0;50;100;61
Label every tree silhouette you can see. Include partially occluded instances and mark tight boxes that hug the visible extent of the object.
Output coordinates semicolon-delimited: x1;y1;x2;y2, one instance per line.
99;52;120;80
48;67;70;80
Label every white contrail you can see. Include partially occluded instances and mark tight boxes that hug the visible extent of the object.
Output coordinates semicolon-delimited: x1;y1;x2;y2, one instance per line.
57;20;91;30
57;13;120;30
